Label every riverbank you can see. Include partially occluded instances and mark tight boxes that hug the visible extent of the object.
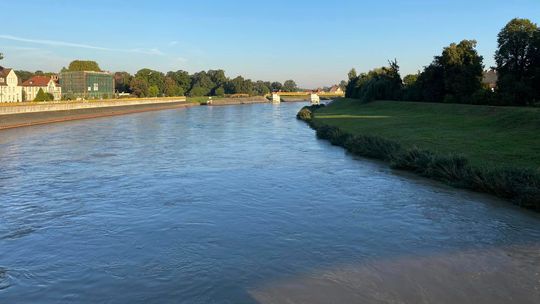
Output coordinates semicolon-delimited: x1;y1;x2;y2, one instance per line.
0;96;270;130
298;99;540;210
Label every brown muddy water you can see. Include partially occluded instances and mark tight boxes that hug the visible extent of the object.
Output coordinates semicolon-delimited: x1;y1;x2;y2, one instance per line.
0;102;539;303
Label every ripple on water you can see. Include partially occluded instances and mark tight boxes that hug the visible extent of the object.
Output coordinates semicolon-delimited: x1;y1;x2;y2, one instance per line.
0;267;11;291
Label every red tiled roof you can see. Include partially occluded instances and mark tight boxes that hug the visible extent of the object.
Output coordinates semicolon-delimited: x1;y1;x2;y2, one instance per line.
22;76;54;87
0;68;13;86
0;68;12;78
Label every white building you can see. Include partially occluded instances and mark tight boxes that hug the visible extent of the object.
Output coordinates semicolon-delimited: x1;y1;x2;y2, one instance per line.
22;75;62;101
0;68;23;103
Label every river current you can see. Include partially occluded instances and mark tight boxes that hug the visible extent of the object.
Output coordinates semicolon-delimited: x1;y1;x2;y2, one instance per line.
1;103;539;303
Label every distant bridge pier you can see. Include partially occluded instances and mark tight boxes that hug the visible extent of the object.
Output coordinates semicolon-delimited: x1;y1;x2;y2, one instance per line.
272;93;281;104
310;93;320;105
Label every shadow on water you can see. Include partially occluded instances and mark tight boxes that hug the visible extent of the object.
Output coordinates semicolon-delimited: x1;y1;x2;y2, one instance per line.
0;103;539;303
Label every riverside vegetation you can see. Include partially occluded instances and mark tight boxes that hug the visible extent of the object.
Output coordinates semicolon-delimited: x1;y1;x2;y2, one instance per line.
297;101;540;210
296;17;540;210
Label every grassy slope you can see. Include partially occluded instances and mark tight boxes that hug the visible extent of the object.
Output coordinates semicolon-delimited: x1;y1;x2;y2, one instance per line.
314;99;540;170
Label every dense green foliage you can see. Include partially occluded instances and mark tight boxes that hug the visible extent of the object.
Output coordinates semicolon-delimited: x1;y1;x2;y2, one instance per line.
346;18;540;106
495;18;540;105
33;88;54;102
117;68;295;98
298;99;540;209
345;60;402;102
67;60;102;72
419;40;484;103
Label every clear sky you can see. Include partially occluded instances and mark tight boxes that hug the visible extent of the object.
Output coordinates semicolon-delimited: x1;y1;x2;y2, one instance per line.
1;0;539;88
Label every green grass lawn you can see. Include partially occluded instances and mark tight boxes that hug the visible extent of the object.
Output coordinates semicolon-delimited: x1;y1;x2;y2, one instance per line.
314;99;540;170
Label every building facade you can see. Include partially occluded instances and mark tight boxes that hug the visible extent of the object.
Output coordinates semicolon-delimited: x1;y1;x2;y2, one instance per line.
60;71;114;100
329;85;344;95
22;75;62;101
0;68;23;103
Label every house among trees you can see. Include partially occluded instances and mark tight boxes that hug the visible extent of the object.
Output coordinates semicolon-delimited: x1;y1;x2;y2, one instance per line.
0;67;23;102
482;69;498;92
329;85;344;95
22;75;62;101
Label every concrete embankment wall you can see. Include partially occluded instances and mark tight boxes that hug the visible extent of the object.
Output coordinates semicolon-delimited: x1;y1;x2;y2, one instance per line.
0;96;272;130
208;96;268;105
0;101;195;130
0;98;187;115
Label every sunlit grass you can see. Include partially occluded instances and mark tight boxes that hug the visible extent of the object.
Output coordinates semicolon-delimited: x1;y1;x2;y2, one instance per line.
314;98;540;170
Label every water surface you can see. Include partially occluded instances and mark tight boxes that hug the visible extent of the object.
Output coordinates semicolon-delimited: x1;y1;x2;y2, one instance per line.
1;103;539;303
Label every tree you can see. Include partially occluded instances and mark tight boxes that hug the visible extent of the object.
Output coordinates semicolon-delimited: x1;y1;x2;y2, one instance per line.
270;81;282;91
214;86;225;96
15;70;34;82
226;76;253;94
346;60;403;102
114;72;133;93
495;18;540;105
253;80;271;95
68;60;102;72
129;77;149;97
0;52;3;60
34;88;54;102
207;69;228;88
189;71;215;96
282;80;298;92
189;86;210;97
402;73;422;101
403;74;419;87
166;70;191;93
348;68;357;81
164;77;184;96
437;40;484;103
148;85;160;97
413;40;484;103
135;69;165;94
339;80;347;90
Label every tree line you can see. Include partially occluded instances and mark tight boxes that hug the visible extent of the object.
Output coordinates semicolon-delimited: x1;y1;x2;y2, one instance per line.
13;59;300;98
346;18;540;106
116;69;299;98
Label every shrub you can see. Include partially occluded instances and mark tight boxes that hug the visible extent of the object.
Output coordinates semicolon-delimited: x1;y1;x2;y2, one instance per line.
344;135;402;161
296;107;313;121
34;88;54;102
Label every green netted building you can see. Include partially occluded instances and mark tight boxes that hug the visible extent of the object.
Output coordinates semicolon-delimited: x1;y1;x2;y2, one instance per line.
60;71;115;100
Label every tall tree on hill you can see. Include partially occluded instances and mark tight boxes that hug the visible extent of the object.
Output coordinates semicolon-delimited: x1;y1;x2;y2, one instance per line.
68;60;102;72
495;18;540;105
414;40;483;103
437;40;484;103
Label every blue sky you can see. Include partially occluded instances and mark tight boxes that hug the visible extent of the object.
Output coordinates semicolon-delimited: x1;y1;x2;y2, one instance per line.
1;0;539;88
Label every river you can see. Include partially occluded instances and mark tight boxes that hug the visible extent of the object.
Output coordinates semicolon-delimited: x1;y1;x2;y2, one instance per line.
0;102;539;303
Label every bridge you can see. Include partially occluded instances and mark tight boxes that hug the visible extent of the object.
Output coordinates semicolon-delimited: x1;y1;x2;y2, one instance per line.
270;91;344;105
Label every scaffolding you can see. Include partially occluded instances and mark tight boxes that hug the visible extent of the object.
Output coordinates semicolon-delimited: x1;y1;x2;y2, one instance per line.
60;71;115;100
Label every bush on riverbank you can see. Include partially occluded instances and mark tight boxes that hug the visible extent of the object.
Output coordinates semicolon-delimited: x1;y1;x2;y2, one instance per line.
296;105;325;121
297;104;540;210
